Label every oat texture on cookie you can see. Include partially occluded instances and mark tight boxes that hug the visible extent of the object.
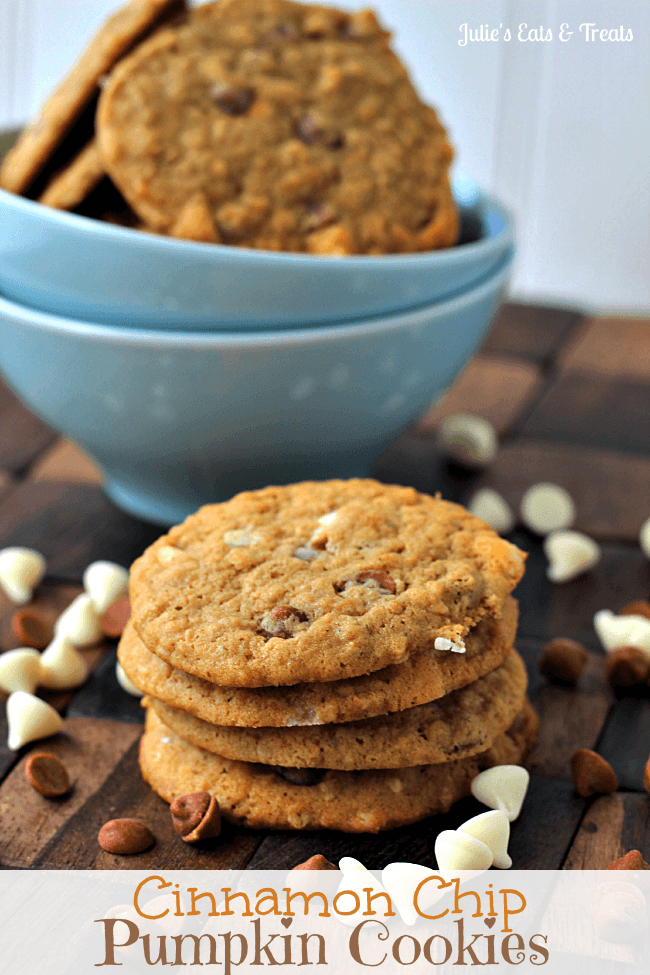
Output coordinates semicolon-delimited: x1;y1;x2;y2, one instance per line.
96;0;458;254
147;648;528;769
139;702;538;832
118;597;518;726
129;480;526;687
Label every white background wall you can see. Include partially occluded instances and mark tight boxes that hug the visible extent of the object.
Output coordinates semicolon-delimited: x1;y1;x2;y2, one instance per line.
1;0;649;312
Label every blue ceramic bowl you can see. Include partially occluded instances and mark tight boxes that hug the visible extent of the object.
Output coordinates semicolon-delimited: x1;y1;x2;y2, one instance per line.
0;169;513;330
0;252;512;524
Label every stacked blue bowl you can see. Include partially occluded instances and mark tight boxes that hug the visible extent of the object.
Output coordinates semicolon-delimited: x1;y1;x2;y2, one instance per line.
0;156;514;524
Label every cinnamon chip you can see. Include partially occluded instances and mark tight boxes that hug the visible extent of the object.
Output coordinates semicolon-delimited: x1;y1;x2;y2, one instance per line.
607;850;650;871
25;752;70;797
571;749;618;798
605;646;650;688
620;600;650;622
539;638;588;683
11;608;53;650
101;596;131;638
292;854;338;871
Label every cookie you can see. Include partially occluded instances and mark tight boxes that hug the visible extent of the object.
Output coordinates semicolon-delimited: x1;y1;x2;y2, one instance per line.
38;139;105;210
148;648;528;769
96;0;458;254
139;702;538;832
0;0;185;197
118;597;517;727
129;480;526;687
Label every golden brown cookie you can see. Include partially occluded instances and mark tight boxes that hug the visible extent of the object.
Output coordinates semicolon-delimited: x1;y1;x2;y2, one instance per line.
118;597;517;727
148;648;528;769
0;0;185;197
96;0;458;253
139;702;538;832
129;480;526;687
38;139;105;210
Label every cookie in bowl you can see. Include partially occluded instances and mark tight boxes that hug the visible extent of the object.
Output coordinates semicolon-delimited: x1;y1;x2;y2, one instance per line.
96;0;458;253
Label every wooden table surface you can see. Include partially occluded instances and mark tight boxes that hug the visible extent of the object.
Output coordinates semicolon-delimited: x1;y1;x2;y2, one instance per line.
0;302;648;871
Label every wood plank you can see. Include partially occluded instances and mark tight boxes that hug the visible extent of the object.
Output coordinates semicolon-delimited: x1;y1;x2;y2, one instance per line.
563;792;650;870
508;775;586;870
416;355;542;436
0;380;58;474
0;718;141;868
545;544;650;650
30;439;102;486
516;639;614;783
0;481;162;583
519;373;650;455
31;735;261;870
510;532;650;650
597;696;650;792
68;645;146;725
478;303;582;364
559;315;650;382
473;439;650;542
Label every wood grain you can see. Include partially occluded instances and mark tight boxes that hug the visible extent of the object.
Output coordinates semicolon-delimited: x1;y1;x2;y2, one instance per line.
559;316;650;382
30;439;102;485
0;481;161;582
563;792;650;870
473;439;650;541
31;736;261;871
416;355;542;435
0;718;141;868
597;696;650;792
478;303;582;364
0;380;57;474
519;373;650;455
522;652;613;783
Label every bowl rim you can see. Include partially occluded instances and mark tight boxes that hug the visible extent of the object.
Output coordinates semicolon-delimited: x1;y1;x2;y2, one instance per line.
0;253;512;348
0;179;512;270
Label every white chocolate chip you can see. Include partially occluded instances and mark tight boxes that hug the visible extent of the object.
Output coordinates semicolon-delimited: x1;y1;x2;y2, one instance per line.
0;547;46;604
468;488;515;535
6;690;63;750
158;545;179;564
382;862;442;926
0;648;42;695
434;637;466;653
82;561;128;613
54;593;103;647
471;765;530;822
434;829;493;871
457;810;512;869
520;483;576;535
339;856;368;871
223;528;260;547
38;635;87;690
438;414;498;468
309;510;339;548
544;529;600;583
116;663;144;697
640;516;650;560
593;609;650;656
389;778;403;793
293;546;319;561
317;511;339;526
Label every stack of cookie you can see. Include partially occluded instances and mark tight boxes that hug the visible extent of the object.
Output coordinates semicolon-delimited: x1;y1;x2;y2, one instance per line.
1;0;458;255
119;480;537;833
